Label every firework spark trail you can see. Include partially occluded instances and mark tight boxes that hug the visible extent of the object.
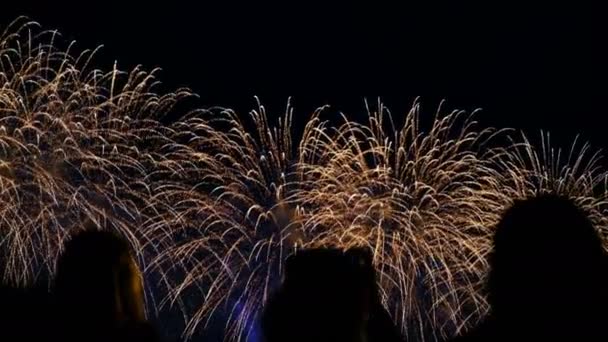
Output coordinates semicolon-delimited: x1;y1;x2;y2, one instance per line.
146;100;334;339
493;133;608;238
0;17;191;289
148;98;511;341
294;105;608;340
3;17;608;342
293;101;512;341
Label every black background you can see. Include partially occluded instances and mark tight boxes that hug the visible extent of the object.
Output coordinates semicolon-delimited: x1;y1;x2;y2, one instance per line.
2;2;606;152
1;2;607;340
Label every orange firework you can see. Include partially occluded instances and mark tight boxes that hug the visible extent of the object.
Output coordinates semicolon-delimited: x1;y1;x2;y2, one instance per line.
0;18;190;290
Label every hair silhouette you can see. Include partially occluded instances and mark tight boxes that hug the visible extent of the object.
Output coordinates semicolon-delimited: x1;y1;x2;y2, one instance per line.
454;194;608;341
54;222;157;341
262;247;402;342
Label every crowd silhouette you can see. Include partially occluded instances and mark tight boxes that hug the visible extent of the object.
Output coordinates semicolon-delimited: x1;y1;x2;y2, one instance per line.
1;194;607;341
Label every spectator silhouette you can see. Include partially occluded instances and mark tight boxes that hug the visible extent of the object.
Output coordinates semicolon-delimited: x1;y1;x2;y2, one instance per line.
262;247;403;342
453;194;608;341
0;283;52;341
54;223;159;342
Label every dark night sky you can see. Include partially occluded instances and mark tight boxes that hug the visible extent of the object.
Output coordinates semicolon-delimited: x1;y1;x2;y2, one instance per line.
1;2;607;340
2;2;606;152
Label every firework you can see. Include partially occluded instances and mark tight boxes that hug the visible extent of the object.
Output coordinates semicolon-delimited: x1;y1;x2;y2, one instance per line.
494;133;608;238
0;17;190;286
148;98;518;341
166;100;608;342
2;17;608;342
146;100;333;339
293;101;512;341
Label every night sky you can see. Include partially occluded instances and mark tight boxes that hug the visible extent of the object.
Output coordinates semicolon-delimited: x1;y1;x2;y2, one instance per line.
2;2;606;152
1;2;607;340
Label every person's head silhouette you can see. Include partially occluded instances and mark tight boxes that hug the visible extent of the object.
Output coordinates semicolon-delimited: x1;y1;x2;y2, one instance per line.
487;194;607;338
54;222;146;339
262;247;402;342
262;248;368;342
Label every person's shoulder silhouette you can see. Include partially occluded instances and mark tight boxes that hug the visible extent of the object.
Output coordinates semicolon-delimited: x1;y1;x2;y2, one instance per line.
454;194;608;341
0;283;53;341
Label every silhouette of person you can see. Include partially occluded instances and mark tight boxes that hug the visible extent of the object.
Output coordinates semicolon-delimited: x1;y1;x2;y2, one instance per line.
0;283;53;341
453;194;608;341
53;222;159;342
262;247;403;342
